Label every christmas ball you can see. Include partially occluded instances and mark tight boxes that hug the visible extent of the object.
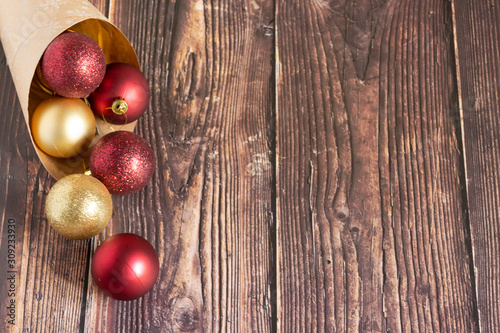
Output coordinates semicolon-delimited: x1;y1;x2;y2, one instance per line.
89;63;150;125
41;32;106;98
45;174;113;240
91;233;159;300
31;97;96;158
89;131;154;195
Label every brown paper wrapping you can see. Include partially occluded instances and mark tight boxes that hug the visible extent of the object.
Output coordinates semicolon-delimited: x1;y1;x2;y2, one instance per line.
0;0;139;180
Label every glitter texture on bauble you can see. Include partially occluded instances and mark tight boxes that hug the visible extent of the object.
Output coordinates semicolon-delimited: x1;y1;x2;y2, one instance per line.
41;32;106;98
45;174;113;240
89;131;155;195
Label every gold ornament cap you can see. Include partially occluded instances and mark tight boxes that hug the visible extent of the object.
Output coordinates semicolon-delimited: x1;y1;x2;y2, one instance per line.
111;99;128;115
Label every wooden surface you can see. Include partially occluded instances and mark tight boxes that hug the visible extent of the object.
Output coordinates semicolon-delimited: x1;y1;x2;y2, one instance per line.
452;0;500;332
0;0;498;332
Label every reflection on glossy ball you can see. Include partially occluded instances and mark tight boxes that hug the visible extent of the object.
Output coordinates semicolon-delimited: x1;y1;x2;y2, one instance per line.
91;233;160;300
89;62;150;125
45;174;113;240
31;97;96;158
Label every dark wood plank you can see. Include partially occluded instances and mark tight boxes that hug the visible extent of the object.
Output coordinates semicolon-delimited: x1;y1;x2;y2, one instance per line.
452;0;500;331
84;0;275;332
0;43;43;332
275;0;478;331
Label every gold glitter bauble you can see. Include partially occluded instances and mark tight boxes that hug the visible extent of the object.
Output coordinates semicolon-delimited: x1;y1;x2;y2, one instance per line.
45;174;113;240
31;97;96;158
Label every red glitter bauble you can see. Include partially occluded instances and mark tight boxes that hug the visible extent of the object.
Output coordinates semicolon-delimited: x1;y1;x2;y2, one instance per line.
91;233;159;300
41;32;106;98
89;131;154;195
89;63;150;125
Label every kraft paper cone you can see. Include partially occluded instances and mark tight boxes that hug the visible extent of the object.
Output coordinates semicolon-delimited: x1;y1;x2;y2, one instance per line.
0;0;139;180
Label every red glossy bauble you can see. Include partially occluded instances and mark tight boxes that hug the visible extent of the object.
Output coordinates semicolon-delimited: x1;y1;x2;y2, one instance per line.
41;32;106;98
89;131;155;195
91;233;160;300
89;63;150;125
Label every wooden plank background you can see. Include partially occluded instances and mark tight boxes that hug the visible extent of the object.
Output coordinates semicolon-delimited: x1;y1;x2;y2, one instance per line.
452;0;500;332
0;0;498;332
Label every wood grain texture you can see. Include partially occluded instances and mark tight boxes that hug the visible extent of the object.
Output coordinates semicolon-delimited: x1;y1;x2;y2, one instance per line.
84;0;275;332
275;0;477;331
452;0;500;332
3;0;500;331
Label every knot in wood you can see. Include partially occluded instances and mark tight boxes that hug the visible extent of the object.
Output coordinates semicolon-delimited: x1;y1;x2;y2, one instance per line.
173;298;200;332
337;211;347;221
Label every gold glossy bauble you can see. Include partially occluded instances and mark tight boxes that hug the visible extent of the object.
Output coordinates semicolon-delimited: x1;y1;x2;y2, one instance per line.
31;97;96;158
45;174;113;240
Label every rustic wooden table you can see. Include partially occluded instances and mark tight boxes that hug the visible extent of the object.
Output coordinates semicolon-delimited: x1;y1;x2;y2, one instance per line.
0;0;499;332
